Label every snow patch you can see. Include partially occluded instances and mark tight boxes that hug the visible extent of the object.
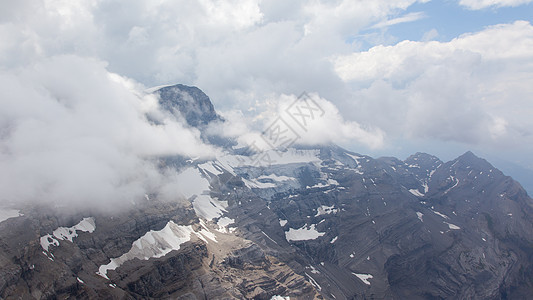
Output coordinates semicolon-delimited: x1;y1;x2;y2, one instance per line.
40;217;96;252
0;209;22;223
445;222;461;230
279;219;288;227
330;236;338;243
198;162;223;176
409;189;424;197
192;194;227;221
215;217;235;233
315;205;338;217
257;174;295;182
352;273;373;285
305;273;322;291
285;224;325;241
416;212;424;222
242;178;276;189
432;210;450;220
444;176;459;194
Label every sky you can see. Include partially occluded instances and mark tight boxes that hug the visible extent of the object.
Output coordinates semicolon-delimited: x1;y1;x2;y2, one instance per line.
1;0;533;208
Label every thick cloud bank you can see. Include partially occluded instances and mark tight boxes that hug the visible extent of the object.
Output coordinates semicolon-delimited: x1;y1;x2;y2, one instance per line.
0;56;215;210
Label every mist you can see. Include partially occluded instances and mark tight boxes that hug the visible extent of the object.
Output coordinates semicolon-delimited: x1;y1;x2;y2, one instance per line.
0;55;216;211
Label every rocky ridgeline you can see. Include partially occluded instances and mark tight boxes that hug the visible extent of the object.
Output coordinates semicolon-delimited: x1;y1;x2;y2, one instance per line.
1;85;532;299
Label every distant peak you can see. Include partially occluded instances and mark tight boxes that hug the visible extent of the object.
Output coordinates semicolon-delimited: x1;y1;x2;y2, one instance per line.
456;151;482;162
405;152;442;164
451;151;495;171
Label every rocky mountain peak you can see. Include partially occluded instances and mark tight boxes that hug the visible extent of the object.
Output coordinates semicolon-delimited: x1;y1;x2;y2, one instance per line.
404;152;442;167
154;84;221;128
451;151;496;173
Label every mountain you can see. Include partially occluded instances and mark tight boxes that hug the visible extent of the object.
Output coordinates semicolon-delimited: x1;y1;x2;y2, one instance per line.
155;84;221;128
1;85;533;299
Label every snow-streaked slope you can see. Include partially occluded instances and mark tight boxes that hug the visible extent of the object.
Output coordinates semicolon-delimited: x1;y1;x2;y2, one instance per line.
97;221;216;279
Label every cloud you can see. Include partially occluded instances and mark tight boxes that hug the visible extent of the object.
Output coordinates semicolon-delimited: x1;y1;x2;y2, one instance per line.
2;0;533;207
459;0;533;9
260;94;385;149
371;12;426;29
333;21;533;150
0;55;215;210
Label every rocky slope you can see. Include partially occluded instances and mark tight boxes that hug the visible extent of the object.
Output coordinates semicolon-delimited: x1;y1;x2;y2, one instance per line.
1;84;533;299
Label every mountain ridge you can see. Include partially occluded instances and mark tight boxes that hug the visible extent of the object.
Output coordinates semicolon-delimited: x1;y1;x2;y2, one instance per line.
1;84;532;299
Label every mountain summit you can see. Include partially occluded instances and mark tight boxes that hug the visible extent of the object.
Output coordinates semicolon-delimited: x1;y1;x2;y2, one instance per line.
1;85;533;299
155;84;221;127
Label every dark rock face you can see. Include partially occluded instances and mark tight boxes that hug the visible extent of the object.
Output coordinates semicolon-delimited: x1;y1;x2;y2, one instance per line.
155;84;221;128
2;85;533;299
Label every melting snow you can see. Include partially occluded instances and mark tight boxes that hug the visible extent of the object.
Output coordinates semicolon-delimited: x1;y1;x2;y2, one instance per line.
216;217;235;233
257;174;295;182
261;231;279;245
445;222;460;230
345;153;362;165
0;209;22;223
416;212;424;222
220;149;320;167
285;224;325;241
352;273;373;285
315;205;338;217
192;194;227;221
305;273;322;291
409;189;424;197
198;162;223;176
444;176;460;194
308;265;320;274
242;178;276;189
432;210;450;220
40;217;96;252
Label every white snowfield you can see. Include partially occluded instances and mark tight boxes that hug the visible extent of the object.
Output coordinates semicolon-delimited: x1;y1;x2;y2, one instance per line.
97;221;217;279
352;273;373;285
0;209;22;223
285;224;325;241
40;217;96;252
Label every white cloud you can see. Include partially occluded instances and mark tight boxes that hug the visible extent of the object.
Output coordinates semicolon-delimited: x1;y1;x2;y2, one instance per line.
0;55;215;210
371;12;426;29
270;94;385;149
334;21;533;149
459;0;533;9
2;0;533;207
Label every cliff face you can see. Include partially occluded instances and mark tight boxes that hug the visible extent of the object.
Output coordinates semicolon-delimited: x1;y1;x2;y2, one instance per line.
1;85;533;299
